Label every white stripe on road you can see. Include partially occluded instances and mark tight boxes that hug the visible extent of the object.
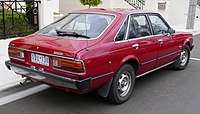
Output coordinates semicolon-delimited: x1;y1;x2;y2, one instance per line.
190;57;200;61
0;85;49;106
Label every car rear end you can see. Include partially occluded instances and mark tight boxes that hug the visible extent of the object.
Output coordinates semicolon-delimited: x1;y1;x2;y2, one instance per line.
5;36;93;92
5;10;118;93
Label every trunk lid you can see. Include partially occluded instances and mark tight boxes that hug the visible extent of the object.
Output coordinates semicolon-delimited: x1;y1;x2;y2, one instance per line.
10;34;88;58
9;34;89;78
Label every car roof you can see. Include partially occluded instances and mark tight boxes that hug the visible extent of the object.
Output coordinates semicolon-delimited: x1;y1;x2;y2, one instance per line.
73;8;157;15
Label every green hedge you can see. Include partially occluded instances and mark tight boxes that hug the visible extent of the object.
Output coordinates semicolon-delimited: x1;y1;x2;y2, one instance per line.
0;10;37;39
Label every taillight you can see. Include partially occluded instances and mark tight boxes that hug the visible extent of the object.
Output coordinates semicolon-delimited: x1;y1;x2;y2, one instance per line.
8;47;25;61
53;57;85;75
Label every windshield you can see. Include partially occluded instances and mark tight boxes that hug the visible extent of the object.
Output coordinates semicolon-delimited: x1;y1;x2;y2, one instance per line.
37;13;115;39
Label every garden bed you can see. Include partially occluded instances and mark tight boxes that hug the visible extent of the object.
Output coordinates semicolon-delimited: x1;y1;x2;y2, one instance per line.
0;10;37;39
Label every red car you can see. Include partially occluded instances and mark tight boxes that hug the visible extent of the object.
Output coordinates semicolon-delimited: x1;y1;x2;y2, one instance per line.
5;9;194;104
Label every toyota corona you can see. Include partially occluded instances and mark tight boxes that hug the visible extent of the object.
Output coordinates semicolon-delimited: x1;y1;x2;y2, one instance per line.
5;9;194;104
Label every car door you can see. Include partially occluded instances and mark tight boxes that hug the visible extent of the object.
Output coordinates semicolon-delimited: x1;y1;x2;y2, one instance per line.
128;14;158;76
148;14;178;68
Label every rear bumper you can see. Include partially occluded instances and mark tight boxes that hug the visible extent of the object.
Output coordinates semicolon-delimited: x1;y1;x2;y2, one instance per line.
5;60;92;90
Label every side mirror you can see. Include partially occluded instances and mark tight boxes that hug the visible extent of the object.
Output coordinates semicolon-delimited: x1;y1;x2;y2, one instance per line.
168;28;175;34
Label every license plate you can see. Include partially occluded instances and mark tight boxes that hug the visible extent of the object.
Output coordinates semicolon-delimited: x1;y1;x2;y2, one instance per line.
31;53;49;66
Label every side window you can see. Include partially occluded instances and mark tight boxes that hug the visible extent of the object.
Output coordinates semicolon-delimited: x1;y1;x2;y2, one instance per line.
115;18;128;41
148;15;169;35
129;15;151;39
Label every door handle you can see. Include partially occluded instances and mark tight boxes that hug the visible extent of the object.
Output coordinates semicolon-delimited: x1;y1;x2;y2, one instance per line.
166;33;171;38
132;44;139;49
158;39;163;44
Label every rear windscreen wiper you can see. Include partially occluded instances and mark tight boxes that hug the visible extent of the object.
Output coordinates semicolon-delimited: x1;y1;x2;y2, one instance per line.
55;28;90;39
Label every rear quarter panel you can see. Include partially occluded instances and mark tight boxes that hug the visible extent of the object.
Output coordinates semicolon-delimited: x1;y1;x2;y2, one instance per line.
75;14;131;90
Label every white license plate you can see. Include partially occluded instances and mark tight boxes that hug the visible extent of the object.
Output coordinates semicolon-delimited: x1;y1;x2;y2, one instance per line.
31;53;49;66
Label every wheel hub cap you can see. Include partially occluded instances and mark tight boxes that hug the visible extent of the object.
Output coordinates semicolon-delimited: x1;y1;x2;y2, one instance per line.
118;71;131;97
180;49;188;66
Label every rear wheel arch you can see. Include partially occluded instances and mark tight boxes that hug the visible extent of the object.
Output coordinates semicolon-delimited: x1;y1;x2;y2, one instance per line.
124;59;139;74
119;55;140;74
183;38;191;50
97;59;139;98
108;64;135;104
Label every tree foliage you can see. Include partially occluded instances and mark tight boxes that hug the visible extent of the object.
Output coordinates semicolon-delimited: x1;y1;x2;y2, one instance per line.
80;0;102;9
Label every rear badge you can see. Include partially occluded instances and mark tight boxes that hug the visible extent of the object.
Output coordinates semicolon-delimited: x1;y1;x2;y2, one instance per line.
54;51;64;56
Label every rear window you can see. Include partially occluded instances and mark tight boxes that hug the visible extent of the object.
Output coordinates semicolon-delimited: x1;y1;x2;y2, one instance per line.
37;13;115;39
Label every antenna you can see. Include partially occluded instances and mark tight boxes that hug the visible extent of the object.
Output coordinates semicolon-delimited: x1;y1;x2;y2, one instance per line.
85;14;89;51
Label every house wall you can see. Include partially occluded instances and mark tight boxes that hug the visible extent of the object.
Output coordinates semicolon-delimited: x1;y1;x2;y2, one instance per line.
37;0;134;28
52;0;59;13
59;0;110;13
196;7;200;21
39;0;58;28
110;0;133;9
167;0;189;26
144;0;199;27
59;0;89;13
59;0;134;13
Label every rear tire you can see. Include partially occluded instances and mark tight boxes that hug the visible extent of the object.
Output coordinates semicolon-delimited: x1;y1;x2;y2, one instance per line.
108;64;135;104
172;45;190;70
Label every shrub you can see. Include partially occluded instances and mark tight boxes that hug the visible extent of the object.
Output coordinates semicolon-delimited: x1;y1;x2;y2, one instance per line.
80;0;102;9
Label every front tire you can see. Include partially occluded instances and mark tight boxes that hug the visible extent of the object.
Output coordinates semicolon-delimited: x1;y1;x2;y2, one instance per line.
108;64;135;104
172;45;190;70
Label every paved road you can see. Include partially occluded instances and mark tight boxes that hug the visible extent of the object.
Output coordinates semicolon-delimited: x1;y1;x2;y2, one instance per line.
0;35;200;114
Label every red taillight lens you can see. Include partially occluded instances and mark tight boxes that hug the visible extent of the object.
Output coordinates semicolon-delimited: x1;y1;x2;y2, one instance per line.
8;47;24;60
53;57;85;74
